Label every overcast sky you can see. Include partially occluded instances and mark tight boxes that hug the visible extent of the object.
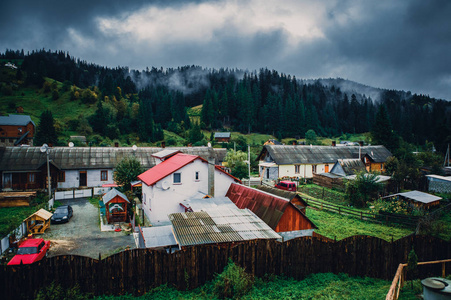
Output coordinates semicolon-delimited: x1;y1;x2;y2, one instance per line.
1;0;450;100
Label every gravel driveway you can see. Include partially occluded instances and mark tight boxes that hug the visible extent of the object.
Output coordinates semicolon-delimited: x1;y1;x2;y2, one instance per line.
43;198;135;259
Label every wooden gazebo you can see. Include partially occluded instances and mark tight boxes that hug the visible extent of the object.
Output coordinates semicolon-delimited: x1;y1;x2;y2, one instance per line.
102;189;130;224
24;208;53;235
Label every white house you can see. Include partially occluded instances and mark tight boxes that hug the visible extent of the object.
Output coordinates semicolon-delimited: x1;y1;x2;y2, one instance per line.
138;153;240;225
257;144;392;180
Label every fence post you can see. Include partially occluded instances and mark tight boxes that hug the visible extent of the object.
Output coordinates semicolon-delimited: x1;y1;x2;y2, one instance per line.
360;211;362;220
442;262;446;278
338;207;341;215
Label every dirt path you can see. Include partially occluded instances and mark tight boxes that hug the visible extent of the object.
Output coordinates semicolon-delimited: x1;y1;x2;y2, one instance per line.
43;198;135;259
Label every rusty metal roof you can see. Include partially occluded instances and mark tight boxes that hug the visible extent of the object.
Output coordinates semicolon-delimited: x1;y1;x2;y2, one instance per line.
226;183;289;229
258;145;392;164
255;185;307;206
169;209;281;247
0;146;227;171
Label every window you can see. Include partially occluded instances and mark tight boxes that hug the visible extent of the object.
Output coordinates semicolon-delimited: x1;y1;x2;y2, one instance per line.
18;127;23;134
173;173;181;184
381;163;383;170
195;171;200;181
295;165;300;174
101;170;108;181
58;171;65;182
28;173;36;183
312;165;317;173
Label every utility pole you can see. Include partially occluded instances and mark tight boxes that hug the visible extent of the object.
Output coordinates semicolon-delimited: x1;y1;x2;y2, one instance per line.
248;145;251;186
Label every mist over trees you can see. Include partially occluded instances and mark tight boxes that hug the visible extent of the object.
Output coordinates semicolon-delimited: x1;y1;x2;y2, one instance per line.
3;49;451;153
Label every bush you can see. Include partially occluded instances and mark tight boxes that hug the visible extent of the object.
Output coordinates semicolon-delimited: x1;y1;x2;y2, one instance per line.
213;259;254;299
35;282;87;300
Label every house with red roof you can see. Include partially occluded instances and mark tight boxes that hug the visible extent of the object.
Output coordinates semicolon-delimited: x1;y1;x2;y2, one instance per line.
138;153;241;224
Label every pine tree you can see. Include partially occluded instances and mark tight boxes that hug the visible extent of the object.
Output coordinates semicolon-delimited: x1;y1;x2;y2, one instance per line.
35;110;58;146
371;105;399;151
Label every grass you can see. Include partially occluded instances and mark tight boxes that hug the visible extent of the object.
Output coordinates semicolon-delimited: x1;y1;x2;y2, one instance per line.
298;184;349;206
0;203;46;237
306;208;414;241
91;272;395;300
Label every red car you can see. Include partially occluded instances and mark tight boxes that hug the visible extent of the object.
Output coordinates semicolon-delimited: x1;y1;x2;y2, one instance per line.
275;180;297;192
7;238;50;265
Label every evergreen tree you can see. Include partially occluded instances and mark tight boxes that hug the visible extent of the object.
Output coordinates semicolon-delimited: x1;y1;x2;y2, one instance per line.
137;100;154;142
89;99;108;135
371;105;399;152
35;110;58;146
188;121;204;144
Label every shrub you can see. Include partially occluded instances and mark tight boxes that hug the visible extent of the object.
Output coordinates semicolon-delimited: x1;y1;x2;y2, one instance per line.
213;259;254;299
35;282;87;300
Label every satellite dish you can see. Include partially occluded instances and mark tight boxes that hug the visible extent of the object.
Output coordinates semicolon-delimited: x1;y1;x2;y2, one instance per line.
40;144;48;153
68;142;74;148
161;181;170;190
132;145;137;151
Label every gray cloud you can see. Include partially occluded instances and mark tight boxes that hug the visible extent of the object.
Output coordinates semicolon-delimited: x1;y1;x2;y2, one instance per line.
1;0;450;100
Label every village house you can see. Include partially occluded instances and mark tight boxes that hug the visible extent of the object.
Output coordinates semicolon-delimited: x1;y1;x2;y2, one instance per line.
0;114;35;147
0;146;228;192
137;152;241;225
214;132;231;143
226;183;317;240
313;158;391;190
257;144;392;181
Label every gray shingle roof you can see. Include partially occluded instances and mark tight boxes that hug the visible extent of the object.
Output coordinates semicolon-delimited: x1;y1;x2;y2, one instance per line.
102;188;129;204
0;115;35;127
259;145;392;165
0;146;227;171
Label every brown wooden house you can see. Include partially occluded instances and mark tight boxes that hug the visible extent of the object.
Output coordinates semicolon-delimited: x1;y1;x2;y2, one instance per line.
0;114;35;147
214;132;231;143
102;188;130;223
226;183;317;234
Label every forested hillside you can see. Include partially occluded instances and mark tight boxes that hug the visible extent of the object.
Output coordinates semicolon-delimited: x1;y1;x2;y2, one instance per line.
1;49;450;153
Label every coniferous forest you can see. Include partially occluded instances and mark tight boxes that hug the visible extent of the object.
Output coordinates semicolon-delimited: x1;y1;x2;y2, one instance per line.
1;49;451;154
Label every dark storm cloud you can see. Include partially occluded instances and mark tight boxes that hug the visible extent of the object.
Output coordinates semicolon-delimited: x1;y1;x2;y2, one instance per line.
1;0;450;100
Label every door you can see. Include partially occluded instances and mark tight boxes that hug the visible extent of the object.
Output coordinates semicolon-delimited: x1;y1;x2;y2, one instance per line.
325;164;329;173
266;168;270;179
79;171;87;187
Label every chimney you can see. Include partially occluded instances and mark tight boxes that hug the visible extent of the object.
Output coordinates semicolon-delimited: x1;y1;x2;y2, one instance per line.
114;142;119;147
161;141;166;148
332;141;336;147
207;143;215;197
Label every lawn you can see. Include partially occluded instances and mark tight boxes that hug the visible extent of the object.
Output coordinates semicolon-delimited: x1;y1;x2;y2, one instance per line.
81;273;399;300
298;183;349;206
306;208;414;241
0;204;46;237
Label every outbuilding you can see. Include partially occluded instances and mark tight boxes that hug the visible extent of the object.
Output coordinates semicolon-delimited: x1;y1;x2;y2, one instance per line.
102;188;130;223
382;190;442;210
24;208;53;235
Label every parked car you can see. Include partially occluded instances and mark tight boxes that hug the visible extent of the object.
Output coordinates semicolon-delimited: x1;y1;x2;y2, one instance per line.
7;238;50;265
275;180;297;191
51;205;73;224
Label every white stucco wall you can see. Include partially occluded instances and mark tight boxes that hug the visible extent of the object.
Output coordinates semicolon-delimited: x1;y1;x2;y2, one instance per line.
278;164;330;179
141;159;237;224
57;169;114;189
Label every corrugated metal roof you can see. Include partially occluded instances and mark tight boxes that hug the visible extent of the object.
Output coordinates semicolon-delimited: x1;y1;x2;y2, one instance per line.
102;188;129;204
214;132;231;138
169;208;281;247
388;190;442;204
0;114;35;126
259;145;392;165
0;146;227;171
226;183;289;229
141;225;178;248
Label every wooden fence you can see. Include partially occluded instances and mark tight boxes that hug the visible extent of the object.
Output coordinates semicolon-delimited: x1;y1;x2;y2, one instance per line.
1;235;450;300
386;258;451;300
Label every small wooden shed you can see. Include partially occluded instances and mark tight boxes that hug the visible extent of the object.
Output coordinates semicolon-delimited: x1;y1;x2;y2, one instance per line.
24;208;53;235
382;190;442;210
102;188;130;224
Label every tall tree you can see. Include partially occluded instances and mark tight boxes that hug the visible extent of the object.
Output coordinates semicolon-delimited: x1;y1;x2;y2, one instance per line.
35;110;58;146
371;105;399;152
